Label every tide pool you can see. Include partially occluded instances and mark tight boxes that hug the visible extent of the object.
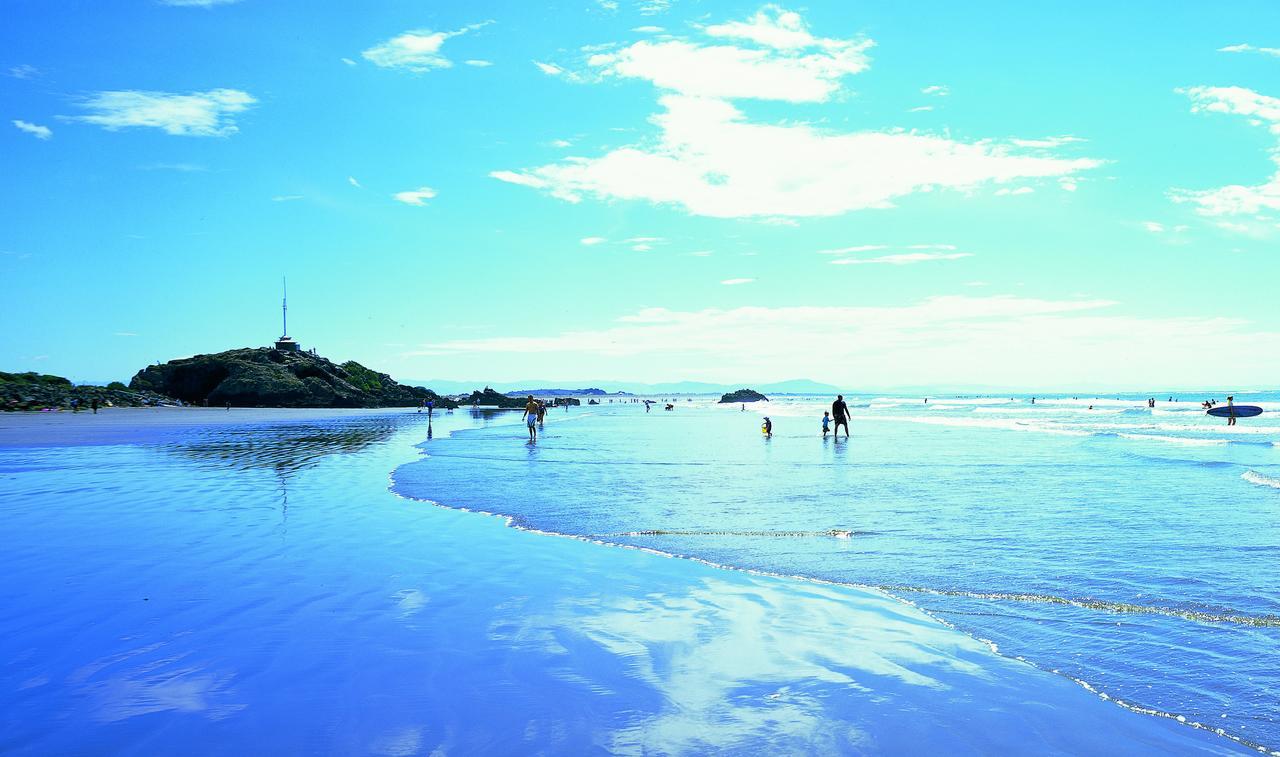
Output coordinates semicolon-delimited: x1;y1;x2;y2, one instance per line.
0;405;1266;754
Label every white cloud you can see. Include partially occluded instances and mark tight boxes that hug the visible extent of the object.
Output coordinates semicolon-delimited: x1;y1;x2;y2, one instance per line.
921;85;949;96
8;64;38;79
994;186;1034;196
113;331;139;337
580;236;607;245
830;252;971;265
341;57;357;66
393;186;437;206
495;7;1099;219
534;61;565;76
721;278;754;285
689;250;713;256
818;244;886;255
140;162;206;172
409;295;1280;386
1144;221;1165;233
1170;85;1280;220
633;26;665;33
494;94;1100;218
272;195;303;202
12;120;51;140
1218;43;1280;58
348;176;361;188
550;139;573;147
70;89;255;136
465;59;493;67
909;105;934;112
1010;136;1086;149
588;7;873;103
1058;177;1079;192
639;0;673;14
363;22;490;72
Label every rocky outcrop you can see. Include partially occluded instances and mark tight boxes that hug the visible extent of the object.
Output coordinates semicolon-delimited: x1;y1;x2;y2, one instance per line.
719;388;769;404
1;371;174;411
463;387;528;409
128;348;457;409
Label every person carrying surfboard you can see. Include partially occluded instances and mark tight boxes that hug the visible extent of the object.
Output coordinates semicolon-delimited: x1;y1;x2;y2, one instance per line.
1227;395;1236;426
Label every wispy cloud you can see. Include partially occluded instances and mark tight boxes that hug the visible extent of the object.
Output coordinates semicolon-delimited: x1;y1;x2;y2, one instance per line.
1218;43;1280;58
921;84;949;96
8;64;38;79
721;277;754;285
580;236;607;245
113;331;139;337
363;21;491;73
348;176;361;188
1170;85;1280;222
12;120;51;140
633;26;665;33
393;186;437;206
272;195;304;202
140;161;207;171
830;252;972;265
340;57;357;66
465;59;493;67
70;89;255;136
994;186;1034;196
407;295;1280;386
533;61;565;76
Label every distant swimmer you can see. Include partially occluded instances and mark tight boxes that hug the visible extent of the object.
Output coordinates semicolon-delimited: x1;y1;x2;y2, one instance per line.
832;394;851;438
1031;397;1036;404
822;411;831;436
522;395;539;441
762;416;772;437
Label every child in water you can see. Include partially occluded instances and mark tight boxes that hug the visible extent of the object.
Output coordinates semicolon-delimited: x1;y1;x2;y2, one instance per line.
822;411;830;436
762;417;772;437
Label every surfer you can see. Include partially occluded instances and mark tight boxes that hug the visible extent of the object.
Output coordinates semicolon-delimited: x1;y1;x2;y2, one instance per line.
832;394;851;438
1227;395;1236;426
522;395;539;441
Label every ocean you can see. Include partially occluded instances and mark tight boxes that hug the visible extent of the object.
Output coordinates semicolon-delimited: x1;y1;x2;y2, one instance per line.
0;396;1275;754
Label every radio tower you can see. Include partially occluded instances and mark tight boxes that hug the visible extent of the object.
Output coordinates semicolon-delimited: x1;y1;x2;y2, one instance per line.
274;276;301;352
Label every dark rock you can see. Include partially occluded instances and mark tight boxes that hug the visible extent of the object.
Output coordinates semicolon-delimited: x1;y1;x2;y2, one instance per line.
128;348;457;409
719;388;769;404
464;387;528;409
1;371;173;411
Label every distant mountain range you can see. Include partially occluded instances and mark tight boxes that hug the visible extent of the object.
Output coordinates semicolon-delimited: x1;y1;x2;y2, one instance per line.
404;378;843;396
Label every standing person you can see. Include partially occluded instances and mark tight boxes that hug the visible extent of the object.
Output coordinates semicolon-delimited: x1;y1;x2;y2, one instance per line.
1226;395;1237;426
762;416;772;437
427;399;434;418
822;411;831;436
523;395;539;441
91;398;99;415
536;400;546;427
832;395;851;438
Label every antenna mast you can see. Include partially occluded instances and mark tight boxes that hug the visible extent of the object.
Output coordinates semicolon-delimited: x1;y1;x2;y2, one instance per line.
281;276;288;337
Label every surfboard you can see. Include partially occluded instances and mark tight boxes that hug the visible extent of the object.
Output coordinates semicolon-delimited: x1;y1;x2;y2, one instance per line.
1206;405;1263;418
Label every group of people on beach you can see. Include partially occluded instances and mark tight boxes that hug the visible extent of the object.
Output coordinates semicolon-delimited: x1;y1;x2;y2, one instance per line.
760;395;854;439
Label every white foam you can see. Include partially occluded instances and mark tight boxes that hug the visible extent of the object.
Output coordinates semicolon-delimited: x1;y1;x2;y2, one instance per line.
1243;471;1280;490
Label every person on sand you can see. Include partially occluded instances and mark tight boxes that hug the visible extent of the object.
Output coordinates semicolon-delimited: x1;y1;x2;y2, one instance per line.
522;395;541;441
831;395;851;438
822;411;831;436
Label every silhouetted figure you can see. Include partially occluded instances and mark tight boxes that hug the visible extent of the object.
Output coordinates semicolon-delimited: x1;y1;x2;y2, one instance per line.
832;395;851;438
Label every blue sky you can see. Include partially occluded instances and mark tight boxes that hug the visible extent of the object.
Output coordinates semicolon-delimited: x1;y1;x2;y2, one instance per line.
2;0;1279;389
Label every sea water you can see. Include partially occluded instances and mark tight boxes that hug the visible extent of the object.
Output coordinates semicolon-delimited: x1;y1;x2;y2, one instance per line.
394;393;1280;752
0;401;1272;754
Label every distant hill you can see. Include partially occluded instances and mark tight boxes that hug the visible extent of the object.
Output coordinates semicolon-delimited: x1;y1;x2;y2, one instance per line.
130;348;457;408
407;378;841;395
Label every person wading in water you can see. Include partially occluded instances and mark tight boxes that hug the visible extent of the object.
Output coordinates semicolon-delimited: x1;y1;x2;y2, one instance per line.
832;394;852;438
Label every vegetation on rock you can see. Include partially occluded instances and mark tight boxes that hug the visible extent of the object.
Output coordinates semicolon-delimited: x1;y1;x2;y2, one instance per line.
1;371;173;411
128;348;457;409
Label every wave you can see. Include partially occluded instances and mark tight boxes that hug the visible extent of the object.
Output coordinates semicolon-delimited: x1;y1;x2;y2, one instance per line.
1243;470;1280;490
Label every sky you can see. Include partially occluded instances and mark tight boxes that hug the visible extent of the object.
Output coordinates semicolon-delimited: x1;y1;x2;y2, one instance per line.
2;0;1279;390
